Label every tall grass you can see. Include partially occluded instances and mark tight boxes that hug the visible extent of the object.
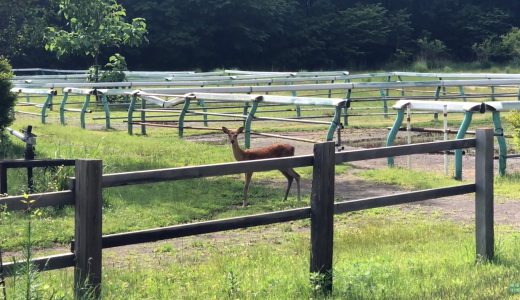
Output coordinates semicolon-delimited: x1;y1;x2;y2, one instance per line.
15;210;520;299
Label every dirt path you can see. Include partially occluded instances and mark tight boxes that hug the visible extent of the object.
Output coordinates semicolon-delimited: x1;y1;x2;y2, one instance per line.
7;128;520;264
187;128;520;230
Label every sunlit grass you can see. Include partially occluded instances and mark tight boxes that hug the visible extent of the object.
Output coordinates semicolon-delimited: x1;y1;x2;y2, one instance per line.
359;166;520;201
13;210;520;299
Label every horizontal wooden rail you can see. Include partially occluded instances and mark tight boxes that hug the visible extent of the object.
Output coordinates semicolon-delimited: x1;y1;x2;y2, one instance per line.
100;207;311;248
334;184;476;214
0;191;74;211
99;183;475;249
2;253;75;275
0;159;75;168
102;155;314;188
102;139;476;188
336;138;476;163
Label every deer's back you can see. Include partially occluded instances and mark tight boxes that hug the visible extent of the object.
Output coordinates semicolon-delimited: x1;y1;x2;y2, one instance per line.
244;144;295;160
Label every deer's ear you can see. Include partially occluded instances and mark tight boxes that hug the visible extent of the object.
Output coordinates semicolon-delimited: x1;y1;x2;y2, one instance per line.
222;127;229;133
237;127;244;134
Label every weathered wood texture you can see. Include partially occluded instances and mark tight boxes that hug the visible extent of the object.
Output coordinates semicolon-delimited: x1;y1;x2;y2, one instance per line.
103;139;475;188
310;142;335;293
74;160;103;299
1;253;75;275
0;134;495;297
0;159;74;194
335;184;476;214
475;129;494;260
336;139;476;163
0;159;75;168
0;191;74;211
101;207;311;248
0;165;6;194
102;155;314;188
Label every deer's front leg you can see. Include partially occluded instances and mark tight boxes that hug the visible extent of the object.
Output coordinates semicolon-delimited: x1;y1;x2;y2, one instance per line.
243;172;253;207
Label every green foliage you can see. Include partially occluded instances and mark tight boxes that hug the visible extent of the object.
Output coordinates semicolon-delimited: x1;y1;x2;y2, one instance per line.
44;0;147;66
87;53;128;83
416;36;449;68
506;111;520;152
0;0;53;63
501;27;520;64
0;58;16;131
2;0;520;69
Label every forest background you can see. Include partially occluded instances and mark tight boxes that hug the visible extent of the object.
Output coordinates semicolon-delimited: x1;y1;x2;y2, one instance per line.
2;0;520;71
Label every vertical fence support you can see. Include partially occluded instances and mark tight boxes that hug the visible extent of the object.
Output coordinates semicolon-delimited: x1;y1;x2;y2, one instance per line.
433;86;441;125
178;98;191;138
127;93;137;135
80;94;91;129
59;91;69;126
101;93;111;129
140;96;147;135
343;89;351;126
380;89;388;119
475;128;494;261
0;164;6;194
310;141;335;294
244;101;259;149
454;111;473;180
386;109;405;167
74;160;103;299
41;93;53;124
197;99;208;127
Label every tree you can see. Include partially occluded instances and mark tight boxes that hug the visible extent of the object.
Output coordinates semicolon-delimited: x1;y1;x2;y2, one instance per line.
0;58;16;130
0;0;54;66
44;0;147;75
501;27;520;61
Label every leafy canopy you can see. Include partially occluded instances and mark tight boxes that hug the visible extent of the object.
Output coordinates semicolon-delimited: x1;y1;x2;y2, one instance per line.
0;58;16;130
44;0;147;61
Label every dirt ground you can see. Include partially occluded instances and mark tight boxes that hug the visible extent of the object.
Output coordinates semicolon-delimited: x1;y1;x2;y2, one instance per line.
8;127;520;264
187;127;520;230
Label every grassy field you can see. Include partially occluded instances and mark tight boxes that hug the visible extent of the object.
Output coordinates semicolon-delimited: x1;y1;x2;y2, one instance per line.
6;210;520;299
2;81;520;298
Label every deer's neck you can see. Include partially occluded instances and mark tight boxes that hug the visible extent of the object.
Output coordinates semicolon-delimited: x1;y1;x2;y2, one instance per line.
231;141;247;161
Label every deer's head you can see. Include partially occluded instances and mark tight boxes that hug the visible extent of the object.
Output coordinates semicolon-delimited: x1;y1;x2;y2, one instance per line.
222;126;244;145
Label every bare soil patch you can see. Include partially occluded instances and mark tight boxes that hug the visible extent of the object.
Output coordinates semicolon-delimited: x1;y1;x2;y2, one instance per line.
187;128;520;230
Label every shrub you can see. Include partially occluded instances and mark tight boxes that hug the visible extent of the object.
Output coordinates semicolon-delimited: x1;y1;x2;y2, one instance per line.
416;36;449;69
0;58;17;131
506;111;520;151
87;53;128;83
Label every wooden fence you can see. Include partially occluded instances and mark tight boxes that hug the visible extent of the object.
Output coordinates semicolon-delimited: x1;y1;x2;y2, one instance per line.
0;129;494;298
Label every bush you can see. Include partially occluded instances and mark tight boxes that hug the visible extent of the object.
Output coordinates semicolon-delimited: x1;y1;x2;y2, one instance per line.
416;36;449;69
87;53;128;83
506;111;520;151
0;58;17;130
501;28;520;59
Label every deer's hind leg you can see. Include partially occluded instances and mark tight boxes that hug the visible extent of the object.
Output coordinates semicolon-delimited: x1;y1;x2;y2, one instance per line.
243;172;253;207
280;170;294;201
286;168;300;201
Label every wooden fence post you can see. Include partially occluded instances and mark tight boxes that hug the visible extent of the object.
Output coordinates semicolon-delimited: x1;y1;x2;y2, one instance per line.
475;128;494;260
310;141;335;293
0;163;7;195
74;160;103;298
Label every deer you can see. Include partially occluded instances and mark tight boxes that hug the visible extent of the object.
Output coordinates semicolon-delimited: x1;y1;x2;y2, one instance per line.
222;126;301;207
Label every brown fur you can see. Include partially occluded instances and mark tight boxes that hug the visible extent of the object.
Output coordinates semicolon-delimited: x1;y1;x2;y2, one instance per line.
222;126;301;206
242;144;295;160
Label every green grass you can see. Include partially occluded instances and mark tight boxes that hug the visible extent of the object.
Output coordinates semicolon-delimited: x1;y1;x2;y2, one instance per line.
8;210;520;299
359;166;520;201
4;86;520;298
0;119;315;251
358;167;460;190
